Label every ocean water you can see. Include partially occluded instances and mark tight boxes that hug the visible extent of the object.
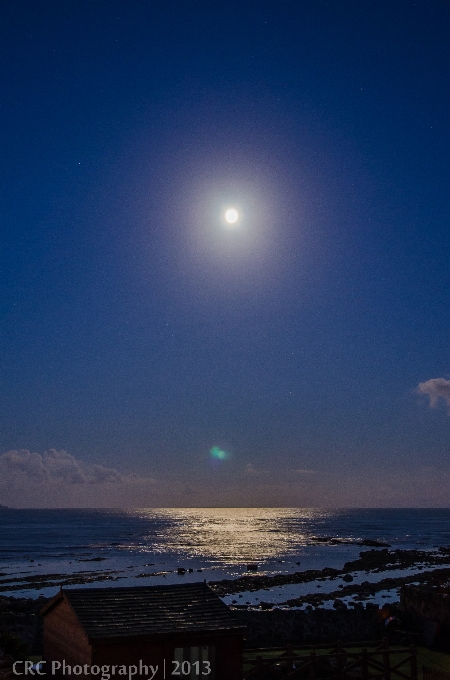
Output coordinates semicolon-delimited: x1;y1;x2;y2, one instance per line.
1;507;449;600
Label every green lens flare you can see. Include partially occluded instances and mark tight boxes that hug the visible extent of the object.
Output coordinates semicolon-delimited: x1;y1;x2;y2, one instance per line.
210;446;227;460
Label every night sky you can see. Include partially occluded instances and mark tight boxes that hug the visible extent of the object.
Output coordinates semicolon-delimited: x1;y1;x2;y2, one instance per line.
2;1;450;507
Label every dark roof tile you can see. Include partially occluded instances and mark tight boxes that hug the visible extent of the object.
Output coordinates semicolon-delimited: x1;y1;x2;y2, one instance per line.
51;582;244;640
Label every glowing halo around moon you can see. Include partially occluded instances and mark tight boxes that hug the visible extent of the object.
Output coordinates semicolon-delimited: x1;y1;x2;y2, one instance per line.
225;208;239;224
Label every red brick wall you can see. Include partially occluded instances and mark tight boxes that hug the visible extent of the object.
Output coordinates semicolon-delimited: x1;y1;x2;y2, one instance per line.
93;633;243;680
92;639;170;679
43;596;92;679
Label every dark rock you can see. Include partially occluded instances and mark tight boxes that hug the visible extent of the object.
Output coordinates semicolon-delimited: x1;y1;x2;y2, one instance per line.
77;556;106;562
177;567;186;575
247;563;258;571
333;599;347;609
342;574;354;582
260;602;273;610
361;539;391;547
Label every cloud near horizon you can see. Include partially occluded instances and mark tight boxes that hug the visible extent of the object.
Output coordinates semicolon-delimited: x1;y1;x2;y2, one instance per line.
1;450;449;509
0;449;153;486
244;463;316;476
417;377;450;412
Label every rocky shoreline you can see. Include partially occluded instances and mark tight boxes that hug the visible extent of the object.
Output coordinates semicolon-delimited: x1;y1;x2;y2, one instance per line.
2;545;450;656
209;546;450;609
2;545;450;602
0;570;126;593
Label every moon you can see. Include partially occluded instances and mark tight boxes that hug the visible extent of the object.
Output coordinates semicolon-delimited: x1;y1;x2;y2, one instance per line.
225;208;239;224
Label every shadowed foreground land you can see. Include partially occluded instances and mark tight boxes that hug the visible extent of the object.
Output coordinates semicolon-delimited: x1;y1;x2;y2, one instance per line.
2;546;450;657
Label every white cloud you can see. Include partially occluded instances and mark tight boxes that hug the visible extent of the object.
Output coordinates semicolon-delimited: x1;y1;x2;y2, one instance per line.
417;377;450;412
0;449;151;487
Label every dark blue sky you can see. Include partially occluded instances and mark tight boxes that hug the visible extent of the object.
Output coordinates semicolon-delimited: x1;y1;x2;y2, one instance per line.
2;1;450;506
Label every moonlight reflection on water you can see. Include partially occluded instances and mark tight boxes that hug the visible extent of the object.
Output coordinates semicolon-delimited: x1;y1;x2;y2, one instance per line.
131;508;337;563
1;509;449;598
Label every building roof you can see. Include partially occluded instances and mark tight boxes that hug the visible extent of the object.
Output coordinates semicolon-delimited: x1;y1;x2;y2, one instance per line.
41;582;245;640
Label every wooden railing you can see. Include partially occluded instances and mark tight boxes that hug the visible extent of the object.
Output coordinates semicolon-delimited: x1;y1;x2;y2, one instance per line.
243;639;418;680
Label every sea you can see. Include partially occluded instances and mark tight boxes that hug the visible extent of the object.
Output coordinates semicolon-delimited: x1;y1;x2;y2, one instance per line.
1;507;450;606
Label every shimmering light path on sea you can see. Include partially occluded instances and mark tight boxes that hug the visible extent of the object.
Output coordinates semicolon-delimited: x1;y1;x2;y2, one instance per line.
1;508;450;600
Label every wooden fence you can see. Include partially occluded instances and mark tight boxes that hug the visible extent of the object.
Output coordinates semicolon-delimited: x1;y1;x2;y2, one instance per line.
243;639;418;680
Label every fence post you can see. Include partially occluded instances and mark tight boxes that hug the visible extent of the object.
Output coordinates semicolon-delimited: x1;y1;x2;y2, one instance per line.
256;655;263;680
361;649;369;680
286;644;294;670
409;645;418;680
310;651;317;680
383;637;391;680
336;641;344;680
